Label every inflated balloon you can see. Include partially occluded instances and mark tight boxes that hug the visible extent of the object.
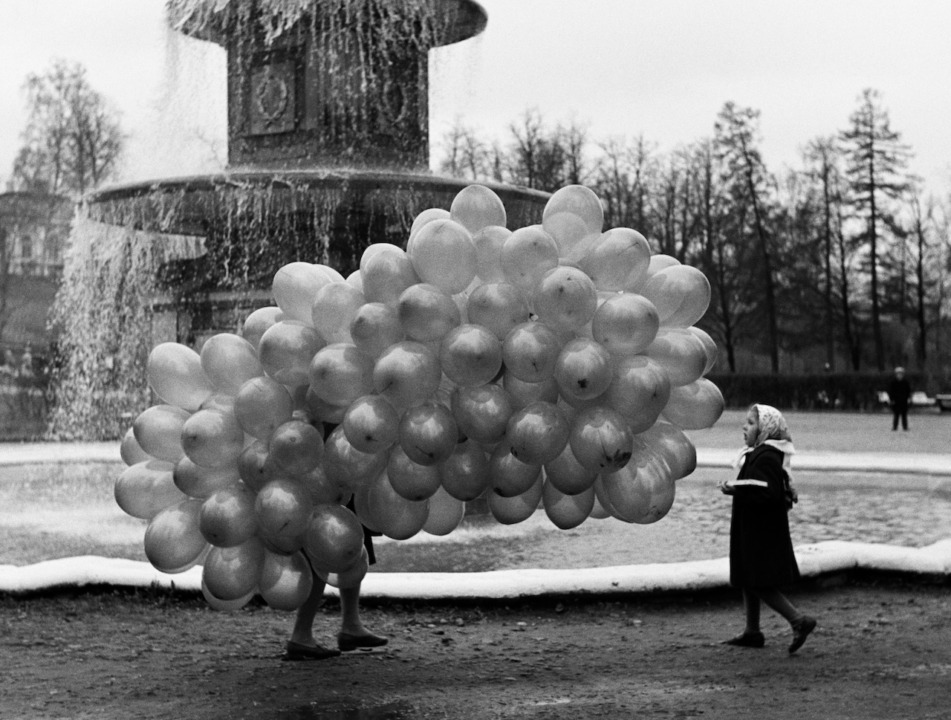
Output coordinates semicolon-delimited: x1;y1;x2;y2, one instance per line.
144;498;208;573
173;456;239;499
181;408;244;469
242;306;284;349
409;219;477;294
591;293;660;357
543;480;594;530
203;538;266;601
688;326;719;375
502;321;562;383
120;426;152;466
233;376;294;440
500;226;560;295
350;302;404;358
553;338;613;403
449;183;506;235
255;478;314;541
399;401;458;466
303;503;366;573
259;550;313;611
343;394;400;454
544;213;596;262
367;471;429;540
237;439;276;492
542;185;604;255
503;371;559;410
604;355;672;434
258;321;326;387
640;264;711;327
644;329;707;387
308;343;374;407
543;442;597;495
298;463;351;506
115;459;187;520
322;424;388;490
268;419;324;476
312;282;366;344
318;545;369;590
438;439;491;501
200;333;263;395
450;382;513;445
568;405;634;473
488;441;540;498
387;443;442;500
200;393;236;415
465;282;531;340
487;474;544;525
202;579;255;611
272;262;331;324
372;341;441;409
637;421;697;480
645;253;680;278
599;449;676;525
506;400;570;465
132;404;189;463
147;342;215;412
662;377;725;430
360;243;420;306
532;266;598;332
472;225;512;282
346;270;364;293
440;323;503;387
422;485;466;536
398;283;461;342
409;208;451;249
199;483;258;547
299;387;348;425
580;227;651;292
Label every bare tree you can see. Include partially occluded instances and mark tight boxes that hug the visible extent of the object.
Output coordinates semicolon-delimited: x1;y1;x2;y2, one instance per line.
11;59;124;198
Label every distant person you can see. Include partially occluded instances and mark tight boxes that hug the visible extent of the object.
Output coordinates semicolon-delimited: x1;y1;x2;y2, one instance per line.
0;349;15;379
18;346;33;379
284;421;387;661
887;366;911;431
717;404;816;654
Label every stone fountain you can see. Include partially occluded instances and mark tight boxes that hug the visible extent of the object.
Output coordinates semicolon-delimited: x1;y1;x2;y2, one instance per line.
50;0;548;439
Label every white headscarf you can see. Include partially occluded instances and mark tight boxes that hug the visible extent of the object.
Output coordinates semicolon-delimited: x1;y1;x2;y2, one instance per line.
733;403;796;472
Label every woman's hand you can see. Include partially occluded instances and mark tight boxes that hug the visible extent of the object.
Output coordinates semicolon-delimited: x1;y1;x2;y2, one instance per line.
716;479;735;495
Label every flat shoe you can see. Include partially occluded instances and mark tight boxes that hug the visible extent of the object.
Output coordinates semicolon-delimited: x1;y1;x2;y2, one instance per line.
283;641;341;661
338;631;388;652
789;616;817;654
723;631;765;648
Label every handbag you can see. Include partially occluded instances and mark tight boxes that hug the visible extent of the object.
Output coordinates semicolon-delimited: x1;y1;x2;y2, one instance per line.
783;471;798;510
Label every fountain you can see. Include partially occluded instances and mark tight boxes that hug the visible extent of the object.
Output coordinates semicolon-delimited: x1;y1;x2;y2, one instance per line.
49;0;549;439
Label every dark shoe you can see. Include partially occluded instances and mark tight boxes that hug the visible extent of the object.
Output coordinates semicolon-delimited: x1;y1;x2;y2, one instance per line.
789;616;817;654
338;631;389;652
723;631;765;648
283;640;341;661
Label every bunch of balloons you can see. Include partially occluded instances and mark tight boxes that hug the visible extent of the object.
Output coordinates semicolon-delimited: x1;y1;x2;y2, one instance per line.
115;183;723;612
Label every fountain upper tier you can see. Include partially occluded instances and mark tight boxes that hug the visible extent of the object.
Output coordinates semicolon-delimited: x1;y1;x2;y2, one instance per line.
168;0;488;171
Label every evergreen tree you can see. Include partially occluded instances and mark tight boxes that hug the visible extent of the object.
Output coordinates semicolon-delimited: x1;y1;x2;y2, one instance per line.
839;88;911;371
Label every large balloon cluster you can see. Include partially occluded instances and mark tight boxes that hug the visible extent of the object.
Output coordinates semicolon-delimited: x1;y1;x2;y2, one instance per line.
115;184;723;612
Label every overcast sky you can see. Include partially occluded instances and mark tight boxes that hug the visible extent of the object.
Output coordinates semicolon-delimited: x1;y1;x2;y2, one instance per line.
1;0;950;194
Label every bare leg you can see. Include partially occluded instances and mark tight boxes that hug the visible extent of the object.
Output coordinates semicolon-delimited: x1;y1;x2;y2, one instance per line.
337;581;388;650
753;587;802;625
290;573;328;647
742;587;762;634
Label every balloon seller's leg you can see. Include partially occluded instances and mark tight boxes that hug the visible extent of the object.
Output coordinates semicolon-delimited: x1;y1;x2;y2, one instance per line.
339;582;364;635
743;587;762;633
290;573;327;645
754;587;802;625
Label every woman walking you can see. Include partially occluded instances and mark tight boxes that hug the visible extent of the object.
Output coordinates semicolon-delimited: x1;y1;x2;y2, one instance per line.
718;404;817;654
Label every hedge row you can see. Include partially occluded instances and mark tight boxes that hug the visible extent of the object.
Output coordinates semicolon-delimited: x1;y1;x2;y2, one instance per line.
706;372;925;411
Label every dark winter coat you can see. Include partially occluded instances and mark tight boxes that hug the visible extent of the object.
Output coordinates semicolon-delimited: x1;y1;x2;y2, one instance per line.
729;444;800;589
888;377;911;409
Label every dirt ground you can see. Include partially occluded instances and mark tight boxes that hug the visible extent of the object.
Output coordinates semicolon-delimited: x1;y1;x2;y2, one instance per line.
1;575;949;720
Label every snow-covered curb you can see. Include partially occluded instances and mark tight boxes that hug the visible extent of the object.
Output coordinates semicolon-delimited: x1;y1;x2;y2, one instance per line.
3;539;949;600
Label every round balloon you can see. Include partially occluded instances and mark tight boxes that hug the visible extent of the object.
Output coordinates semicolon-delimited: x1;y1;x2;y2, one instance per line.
147;343;214;412
144;498;208;573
